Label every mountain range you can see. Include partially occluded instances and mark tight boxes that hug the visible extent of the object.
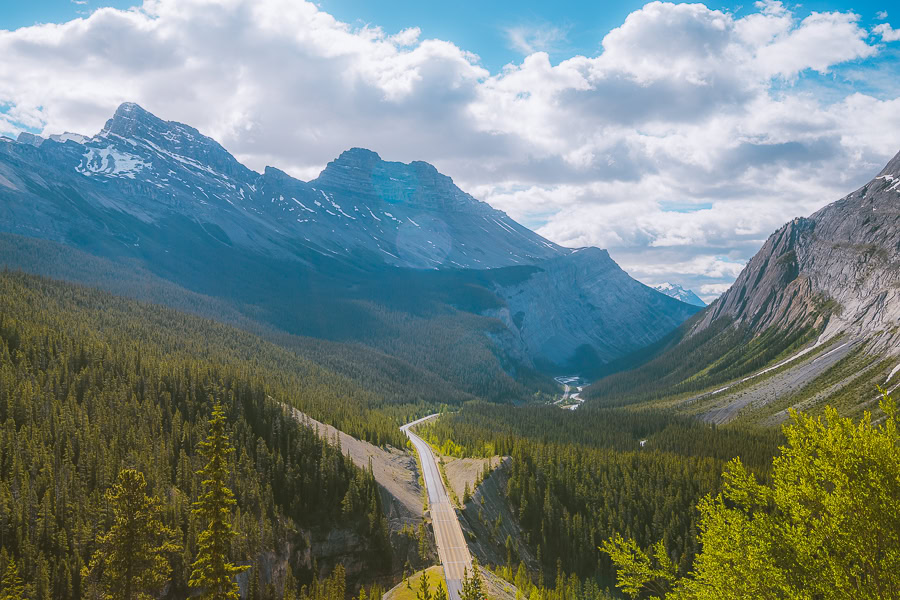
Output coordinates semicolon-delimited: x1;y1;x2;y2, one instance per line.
0;102;699;395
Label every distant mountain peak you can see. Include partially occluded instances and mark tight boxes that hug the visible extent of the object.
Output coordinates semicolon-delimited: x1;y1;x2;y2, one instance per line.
654;282;706;307
311;146;488;215
90;102;256;183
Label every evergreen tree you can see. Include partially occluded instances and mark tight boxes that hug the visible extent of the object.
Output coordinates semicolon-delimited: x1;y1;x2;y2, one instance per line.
461;561;485;600
433;581;449;600
189;404;249;599
416;569;432;600
83;469;181;600
0;560;25;600
418;522;429;559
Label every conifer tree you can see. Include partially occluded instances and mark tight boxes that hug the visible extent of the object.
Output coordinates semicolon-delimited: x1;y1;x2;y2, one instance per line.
0;560;24;600
416;569;432;600
190;404;249;599
418;522;429;559
83;469;181;600
433;581;449;600
461;561;485;600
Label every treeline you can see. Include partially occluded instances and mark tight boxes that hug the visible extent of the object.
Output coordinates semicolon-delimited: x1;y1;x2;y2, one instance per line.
505;440;721;582
0;268;418;447
0;270;390;598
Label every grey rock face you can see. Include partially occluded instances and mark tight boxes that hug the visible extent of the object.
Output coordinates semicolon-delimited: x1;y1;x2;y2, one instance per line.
489;248;702;366
696;148;900;354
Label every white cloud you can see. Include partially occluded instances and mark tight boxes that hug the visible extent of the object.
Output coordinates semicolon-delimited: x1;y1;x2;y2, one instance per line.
873;22;900;42
877;11;889;20
697;282;734;302
0;0;898;291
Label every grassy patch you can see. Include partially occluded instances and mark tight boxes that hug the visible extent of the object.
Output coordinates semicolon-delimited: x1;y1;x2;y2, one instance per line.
385;566;448;600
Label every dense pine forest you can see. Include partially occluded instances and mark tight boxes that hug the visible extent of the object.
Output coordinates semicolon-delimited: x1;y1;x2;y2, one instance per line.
0;271;393;599
416;402;783;590
0;233;552;408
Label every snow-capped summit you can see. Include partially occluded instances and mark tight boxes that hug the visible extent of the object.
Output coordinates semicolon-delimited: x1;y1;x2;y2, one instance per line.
653;282;706;307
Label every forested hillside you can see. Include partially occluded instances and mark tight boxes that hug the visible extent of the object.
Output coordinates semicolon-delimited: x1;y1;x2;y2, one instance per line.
0;232;554;405
0;270;393;599
416;403;782;590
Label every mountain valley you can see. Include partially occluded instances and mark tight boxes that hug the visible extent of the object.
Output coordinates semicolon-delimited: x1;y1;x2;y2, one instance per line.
1;104;899;600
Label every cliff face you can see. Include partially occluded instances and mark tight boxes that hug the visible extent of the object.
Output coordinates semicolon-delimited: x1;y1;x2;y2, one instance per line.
490;248;702;367
696;149;900;352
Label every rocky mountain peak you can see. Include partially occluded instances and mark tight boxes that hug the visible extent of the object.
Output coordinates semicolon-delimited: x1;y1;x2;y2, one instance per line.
16;132;45;147
311;147;489;214
96;102;254;182
315;148;381;182
878;148;900;178
101;102;155;135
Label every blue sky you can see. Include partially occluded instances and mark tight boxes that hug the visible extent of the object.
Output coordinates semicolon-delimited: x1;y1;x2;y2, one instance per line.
1;0;899;299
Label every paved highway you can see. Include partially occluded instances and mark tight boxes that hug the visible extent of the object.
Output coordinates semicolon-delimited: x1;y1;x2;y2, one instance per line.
401;415;473;600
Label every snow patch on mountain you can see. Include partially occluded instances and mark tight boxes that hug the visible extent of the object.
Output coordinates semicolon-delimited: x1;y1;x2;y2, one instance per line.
76;147;147;178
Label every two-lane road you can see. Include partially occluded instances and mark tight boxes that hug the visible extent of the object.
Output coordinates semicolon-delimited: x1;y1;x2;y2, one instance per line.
402;415;472;600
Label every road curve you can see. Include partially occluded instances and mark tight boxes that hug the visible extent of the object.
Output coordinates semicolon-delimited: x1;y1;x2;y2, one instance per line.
401;415;473;600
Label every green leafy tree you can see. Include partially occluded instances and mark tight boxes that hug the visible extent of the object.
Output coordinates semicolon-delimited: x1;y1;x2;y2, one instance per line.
82;469;181;600
0;560;25;600
417;569;432;600
600;537;677;599
189;404;249;599
603;394;900;600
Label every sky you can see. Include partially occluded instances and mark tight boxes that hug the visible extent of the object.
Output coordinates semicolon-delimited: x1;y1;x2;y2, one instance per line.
1;0;899;301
